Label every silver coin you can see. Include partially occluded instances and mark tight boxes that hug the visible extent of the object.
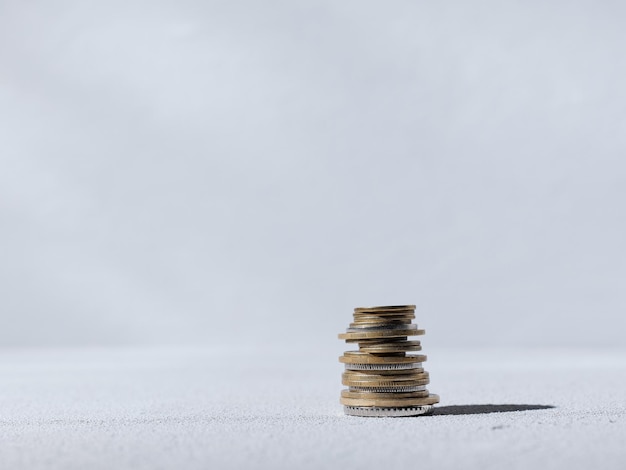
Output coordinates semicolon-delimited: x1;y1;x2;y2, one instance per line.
349;385;427;393
345;362;423;371
344;405;434;417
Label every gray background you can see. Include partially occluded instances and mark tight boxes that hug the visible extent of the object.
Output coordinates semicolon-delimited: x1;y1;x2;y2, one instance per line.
1;0;625;349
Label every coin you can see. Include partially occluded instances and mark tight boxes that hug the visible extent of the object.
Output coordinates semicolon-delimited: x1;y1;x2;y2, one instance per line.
349;385;428;393
350;321;414;329
342;377;430;388
340;394;440;407
359;340;422;353
352;310;416;317
353;312;415;319
341;389;430;399
339;352;426;364
349;318;412;328
342;370;429;381
354;305;416;312
347;324;418;331
343;369;426;380
343;405;434;417
345;336;408;343
353;311;415;318
342;371;429;382
343;367;426;376
353;338;415;346
344;362;423;371
338;329;425;340
354;337;417;344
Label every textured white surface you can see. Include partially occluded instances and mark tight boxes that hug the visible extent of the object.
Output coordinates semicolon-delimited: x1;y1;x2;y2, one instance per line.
1;346;625;469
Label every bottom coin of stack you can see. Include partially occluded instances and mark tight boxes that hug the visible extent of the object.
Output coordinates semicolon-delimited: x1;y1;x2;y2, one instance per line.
338;305;439;417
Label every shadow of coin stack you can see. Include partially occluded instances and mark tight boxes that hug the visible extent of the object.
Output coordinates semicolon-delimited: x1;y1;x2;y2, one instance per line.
338;305;439;417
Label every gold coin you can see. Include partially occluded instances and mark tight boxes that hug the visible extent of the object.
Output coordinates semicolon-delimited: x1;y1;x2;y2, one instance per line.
343;369;426;379
353;310;415;317
350;320;414;328
343;370;428;381
342;375;429;387
340;394;440;407
345;336;409;343
341;389;430;399
349;324;418;331
338;329;425;340
339;352;425;364
352;312;415;320
354;305;416;312
359;340;423;353
349;320;413;328
342;378;430;388
352;337;418;345
351;321;415;327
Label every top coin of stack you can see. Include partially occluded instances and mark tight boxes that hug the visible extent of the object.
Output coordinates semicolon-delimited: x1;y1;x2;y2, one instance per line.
338;305;439;417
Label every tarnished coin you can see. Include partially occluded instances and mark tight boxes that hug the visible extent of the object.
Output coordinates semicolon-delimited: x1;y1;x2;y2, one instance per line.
353;312;415;319
342;377;430;388
339;351;426;364
354;309;415;315
344;362;423;371
354;337;416;344
340;394;440;407
343;405;434;417
352;310;416;317
343;367;426;376
354;305;416;313
359;341;422;354
349;320;413;328
345;336;408;343
341;389;430;399
343;369;426;379
346;336;415;346
352;313;415;321
351;320;415;327
359;340;422;353
339;328;425;340
350;321;413;329
347;324;417;332
349;385;427;393
342;371;429;383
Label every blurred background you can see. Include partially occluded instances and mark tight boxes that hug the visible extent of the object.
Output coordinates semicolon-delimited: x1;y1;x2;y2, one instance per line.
1;0;624;350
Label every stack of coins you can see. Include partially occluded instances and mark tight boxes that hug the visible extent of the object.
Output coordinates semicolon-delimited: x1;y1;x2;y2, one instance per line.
338;305;439;417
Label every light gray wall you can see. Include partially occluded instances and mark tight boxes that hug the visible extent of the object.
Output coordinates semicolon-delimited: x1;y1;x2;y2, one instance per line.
1;0;625;348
